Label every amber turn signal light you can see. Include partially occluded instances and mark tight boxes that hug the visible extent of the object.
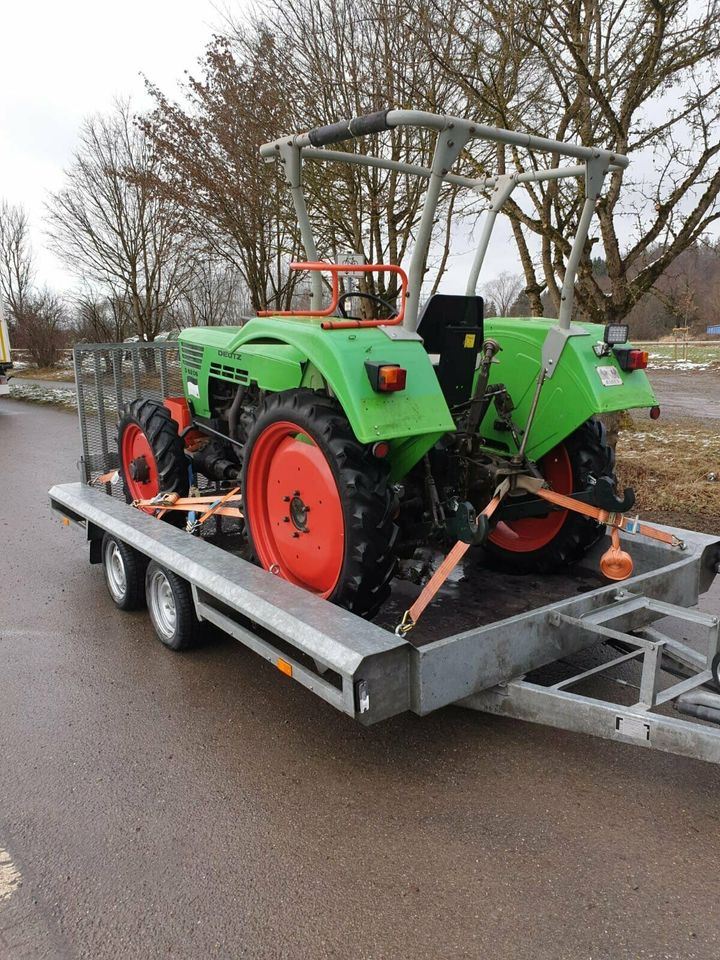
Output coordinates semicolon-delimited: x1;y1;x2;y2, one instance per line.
365;360;407;392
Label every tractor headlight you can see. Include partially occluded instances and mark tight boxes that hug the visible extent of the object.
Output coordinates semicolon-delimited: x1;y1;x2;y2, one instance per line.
604;323;629;346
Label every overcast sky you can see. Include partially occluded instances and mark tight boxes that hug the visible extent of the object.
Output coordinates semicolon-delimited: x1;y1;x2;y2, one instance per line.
0;0;519;301
0;0;230;290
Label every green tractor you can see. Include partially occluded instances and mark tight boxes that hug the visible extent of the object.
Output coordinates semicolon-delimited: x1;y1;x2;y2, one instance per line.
117;110;657;621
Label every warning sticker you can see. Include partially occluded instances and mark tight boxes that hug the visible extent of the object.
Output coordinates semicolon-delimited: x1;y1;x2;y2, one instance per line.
463;333;476;348
596;365;623;387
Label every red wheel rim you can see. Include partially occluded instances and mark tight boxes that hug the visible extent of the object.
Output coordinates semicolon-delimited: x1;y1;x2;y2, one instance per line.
121;423;160;510
489;443;574;553
245;420;345;597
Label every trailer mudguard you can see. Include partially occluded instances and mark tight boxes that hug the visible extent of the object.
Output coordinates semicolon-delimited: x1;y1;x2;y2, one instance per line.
179;318;455;449
479;318;657;461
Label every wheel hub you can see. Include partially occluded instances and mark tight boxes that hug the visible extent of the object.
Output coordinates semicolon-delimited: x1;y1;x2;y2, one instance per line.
129;455;150;483
289;493;309;532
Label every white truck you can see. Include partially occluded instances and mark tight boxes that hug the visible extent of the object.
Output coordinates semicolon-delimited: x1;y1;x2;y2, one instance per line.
0;306;12;395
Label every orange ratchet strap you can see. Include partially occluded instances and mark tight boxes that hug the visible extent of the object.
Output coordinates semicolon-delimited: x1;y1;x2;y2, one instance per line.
530;486;683;548
133;487;243;522
395;482;509;637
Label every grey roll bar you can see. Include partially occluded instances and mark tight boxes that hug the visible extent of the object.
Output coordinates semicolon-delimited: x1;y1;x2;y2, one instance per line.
261;109;627;350
307;110;392;147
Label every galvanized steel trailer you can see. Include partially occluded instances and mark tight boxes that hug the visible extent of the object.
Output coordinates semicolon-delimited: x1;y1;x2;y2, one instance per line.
50;341;720;764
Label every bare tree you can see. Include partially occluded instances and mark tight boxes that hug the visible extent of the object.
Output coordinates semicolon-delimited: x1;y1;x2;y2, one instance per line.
13;289;69;367
0;200;68;366
0;200;34;321
143;0;474;315
482;271;525;316
418;0;720;325
46;101;191;341
170;253;250;327
142;34;303;312
73;289;134;343
250;0;473;305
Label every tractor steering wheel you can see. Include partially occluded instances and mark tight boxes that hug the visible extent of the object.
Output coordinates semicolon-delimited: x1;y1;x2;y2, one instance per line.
337;291;398;321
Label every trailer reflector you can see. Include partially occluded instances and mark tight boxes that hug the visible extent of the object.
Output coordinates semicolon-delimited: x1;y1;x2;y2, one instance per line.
277;658;293;677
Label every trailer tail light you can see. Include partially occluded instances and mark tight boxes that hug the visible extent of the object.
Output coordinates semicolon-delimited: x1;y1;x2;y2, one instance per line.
365;361;407;392
650;405;661;420
613;347;649;371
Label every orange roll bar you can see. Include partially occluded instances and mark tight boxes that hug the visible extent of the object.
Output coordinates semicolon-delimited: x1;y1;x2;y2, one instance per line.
257;261;408;328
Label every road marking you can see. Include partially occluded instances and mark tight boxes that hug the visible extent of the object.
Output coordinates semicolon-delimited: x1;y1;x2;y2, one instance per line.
0;848;21;902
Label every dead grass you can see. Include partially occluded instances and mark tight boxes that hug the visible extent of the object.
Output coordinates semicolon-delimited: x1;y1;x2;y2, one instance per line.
15;366;75;382
617;414;720;534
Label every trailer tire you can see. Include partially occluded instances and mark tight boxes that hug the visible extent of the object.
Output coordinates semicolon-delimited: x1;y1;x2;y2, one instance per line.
145;561;201;650
101;534;147;610
485;418;615;573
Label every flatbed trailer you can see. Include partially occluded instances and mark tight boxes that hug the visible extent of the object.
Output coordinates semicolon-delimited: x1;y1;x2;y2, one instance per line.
50;342;720;764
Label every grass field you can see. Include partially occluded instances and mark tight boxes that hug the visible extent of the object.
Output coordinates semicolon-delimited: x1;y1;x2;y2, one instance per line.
639;342;720;369
617;414;720;534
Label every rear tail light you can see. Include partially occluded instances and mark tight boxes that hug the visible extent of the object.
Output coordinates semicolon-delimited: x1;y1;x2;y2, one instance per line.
365;361;407;392
613;346;649;371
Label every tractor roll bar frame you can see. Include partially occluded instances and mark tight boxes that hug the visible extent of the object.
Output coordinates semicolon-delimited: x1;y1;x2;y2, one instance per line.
258;261;408;328
261;109;628;337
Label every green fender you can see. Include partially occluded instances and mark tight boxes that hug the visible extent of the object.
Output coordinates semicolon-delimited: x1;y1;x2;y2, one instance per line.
479;318;657;460
178;317;455;478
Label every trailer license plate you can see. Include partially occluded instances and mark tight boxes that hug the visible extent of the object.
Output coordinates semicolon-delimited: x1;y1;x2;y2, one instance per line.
597;365;623;387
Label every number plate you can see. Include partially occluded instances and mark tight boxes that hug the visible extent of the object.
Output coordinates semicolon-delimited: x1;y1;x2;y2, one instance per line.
596;365;623;387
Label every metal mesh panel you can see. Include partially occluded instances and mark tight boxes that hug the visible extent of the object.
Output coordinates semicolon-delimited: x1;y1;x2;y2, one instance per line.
74;342;184;496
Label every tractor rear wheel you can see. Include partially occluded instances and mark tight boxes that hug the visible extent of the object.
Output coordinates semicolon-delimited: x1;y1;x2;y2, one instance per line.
117;399;189;525
242;389;397;619
485;418;614;573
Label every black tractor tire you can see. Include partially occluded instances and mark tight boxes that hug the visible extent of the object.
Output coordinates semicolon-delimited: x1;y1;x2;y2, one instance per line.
117;399;189;526
484;418;615;574
145;561;202;650
242;389;398;619
101;533;147;611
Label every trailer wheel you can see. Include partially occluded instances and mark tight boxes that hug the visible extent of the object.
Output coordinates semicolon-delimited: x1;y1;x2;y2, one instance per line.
242;389;397;619
145;561;201;650
117;399;189;526
102;534;147;610
485;418;615;573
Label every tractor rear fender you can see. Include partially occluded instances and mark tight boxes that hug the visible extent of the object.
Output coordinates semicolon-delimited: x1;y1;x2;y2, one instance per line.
479;317;658;461
179;318;455;476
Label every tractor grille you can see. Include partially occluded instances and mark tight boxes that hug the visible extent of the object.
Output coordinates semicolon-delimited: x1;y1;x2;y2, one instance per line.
73;341;184;496
208;362;250;385
180;341;204;375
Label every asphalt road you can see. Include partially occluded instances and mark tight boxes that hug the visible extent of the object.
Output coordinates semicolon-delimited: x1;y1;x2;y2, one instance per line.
2;399;720;960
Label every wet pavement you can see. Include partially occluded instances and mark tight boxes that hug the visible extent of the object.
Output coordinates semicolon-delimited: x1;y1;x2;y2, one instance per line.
2;399;720;960
648;369;720;422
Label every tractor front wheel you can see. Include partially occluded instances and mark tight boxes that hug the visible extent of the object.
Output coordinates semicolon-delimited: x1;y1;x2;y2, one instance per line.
242;389;397;619
485;418;615;573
